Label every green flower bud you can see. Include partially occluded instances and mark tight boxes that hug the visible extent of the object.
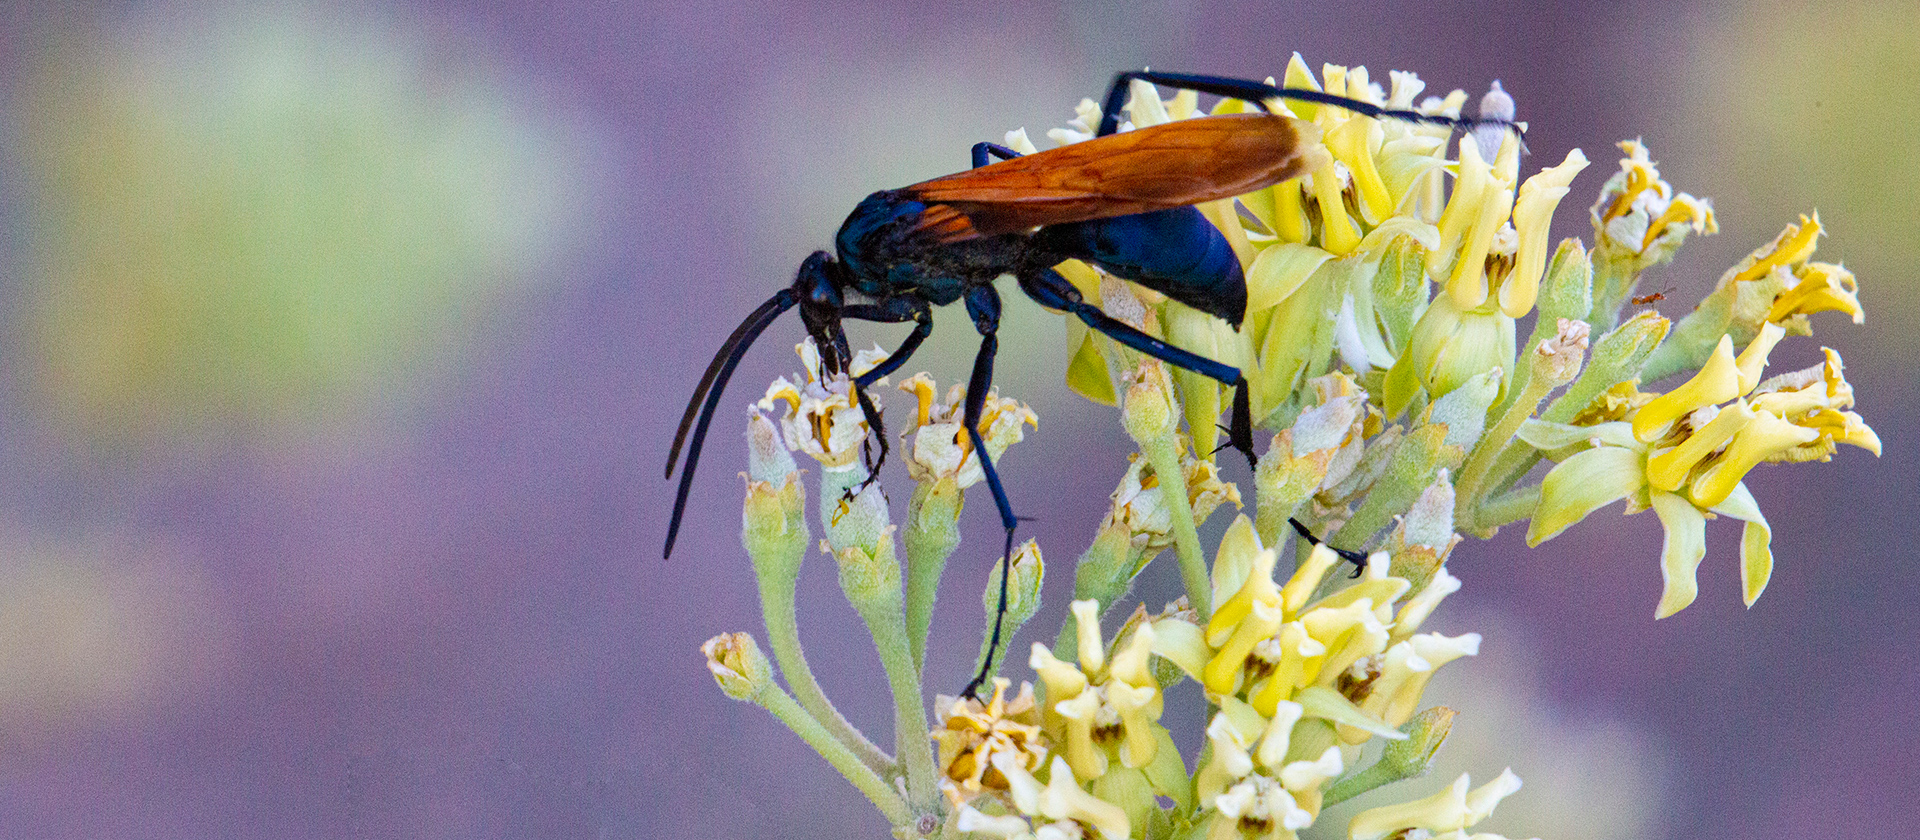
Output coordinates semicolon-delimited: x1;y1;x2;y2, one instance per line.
702;632;773;701
823;477;891;558
1402;292;1516;407
742;410;810;588
1426;367;1502;452
1387;470;1459;588
1535;238;1594;326
835;527;903;616
1326;706;1457;806
1122;359;1178;445
984;540;1045;631
1371;235;1432;350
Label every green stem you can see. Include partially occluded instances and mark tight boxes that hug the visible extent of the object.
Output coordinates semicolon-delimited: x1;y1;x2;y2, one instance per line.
1324;759;1404;808
903;480;963;671
1477;485;1542;531
757;567;893;774
757;686;914;825
1140;433;1212;616
849;582;940;811
1457;363;1557;532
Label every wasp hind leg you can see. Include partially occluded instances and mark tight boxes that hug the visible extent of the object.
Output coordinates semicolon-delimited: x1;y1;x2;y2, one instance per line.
1018;269;1257;468
1092;70;1511;139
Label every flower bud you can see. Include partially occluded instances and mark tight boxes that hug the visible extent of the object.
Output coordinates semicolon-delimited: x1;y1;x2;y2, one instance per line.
742;410;810;586
1121;359;1177;444
1536;238;1595;325
833;527;902;618
1401;290;1516;406
984;540;1045;632
1426;368;1501;452
702;632;773;701
1386;470;1460;588
1541;311;1669;424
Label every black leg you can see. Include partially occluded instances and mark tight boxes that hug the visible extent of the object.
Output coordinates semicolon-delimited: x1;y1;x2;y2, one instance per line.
1289;518;1370;577
1019;270;1257;470
1094;70;1520;139
840;298;935;482
956;285;1021;701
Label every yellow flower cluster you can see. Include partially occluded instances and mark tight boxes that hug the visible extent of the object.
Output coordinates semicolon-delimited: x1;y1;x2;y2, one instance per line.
1046;54;1586;439
1152;517;1485;840
1524;327;1878;617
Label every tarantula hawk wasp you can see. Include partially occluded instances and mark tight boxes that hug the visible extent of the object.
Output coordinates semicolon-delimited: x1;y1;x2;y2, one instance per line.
666;71;1519;697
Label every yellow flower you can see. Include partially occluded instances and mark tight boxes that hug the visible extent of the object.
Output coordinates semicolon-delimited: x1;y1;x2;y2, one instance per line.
1432;131;1520;311
1147;516;1465;739
701;632;772;701
1591;139;1717;263
1348;769;1525;840
1503;149;1591;316
1387;140;1585;406
991;754;1132;840
1029;601;1169;782
1525;332;1878;617
1190;697;1332;840
1768;261;1862;326
1718;214;1864;332
897;372;1037;487
931;678;1049;807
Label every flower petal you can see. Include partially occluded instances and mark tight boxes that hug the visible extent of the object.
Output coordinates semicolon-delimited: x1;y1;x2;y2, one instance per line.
1708;482;1774;607
1526;445;1647;545
1246;242;1335;313
1650;490;1707;618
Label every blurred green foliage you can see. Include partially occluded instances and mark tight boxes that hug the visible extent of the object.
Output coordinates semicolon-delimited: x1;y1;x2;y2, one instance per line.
9;12;589;447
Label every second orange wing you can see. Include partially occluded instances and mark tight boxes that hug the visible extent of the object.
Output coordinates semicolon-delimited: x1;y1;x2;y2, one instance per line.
901;112;1305;243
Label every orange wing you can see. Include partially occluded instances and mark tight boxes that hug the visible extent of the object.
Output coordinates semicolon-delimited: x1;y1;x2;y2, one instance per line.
900;112;1305;243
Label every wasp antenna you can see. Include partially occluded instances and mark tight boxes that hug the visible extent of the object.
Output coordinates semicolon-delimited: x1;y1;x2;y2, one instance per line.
667;290;799;479
664;288;799;558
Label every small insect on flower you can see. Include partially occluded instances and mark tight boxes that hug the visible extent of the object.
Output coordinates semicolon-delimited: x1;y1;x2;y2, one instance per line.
1631;287;1675;305
665;71;1519;698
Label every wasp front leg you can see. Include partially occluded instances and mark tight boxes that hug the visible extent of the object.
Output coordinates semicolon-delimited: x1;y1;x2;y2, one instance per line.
841;298;935;493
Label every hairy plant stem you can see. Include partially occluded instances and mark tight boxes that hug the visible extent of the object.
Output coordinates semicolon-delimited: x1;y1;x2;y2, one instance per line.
1140;433;1212;616
1478;485;1542;531
848;583;940;812
755;565;893;774
756;685;913;825
1458;362;1559;533
903;479;963;670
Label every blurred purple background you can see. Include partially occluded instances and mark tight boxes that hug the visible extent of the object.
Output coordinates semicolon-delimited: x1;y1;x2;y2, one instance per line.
0;1;1913;838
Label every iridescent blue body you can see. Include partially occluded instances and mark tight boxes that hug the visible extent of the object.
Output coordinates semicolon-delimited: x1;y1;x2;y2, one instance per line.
834;190;1244;325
